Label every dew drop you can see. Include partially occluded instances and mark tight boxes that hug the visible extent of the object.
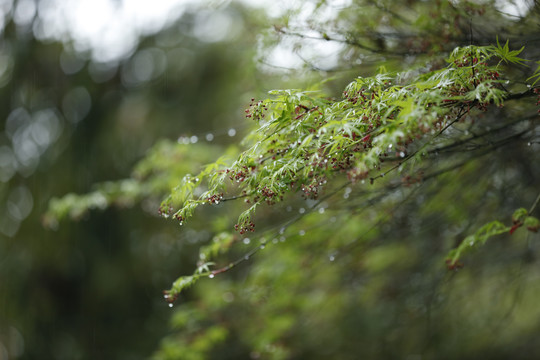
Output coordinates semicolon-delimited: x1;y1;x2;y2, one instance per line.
206;133;214;142
527;84;532;88
388;144;393;149
286;206;292;212
243;238;251;245
299;207;305;214
279;227;285;234
260;244;266;249
528;142;532;146
299;230;305;236
272;238;278;244
228;128;236;137
168;303;174;308
318;207;325;214
177;136;190;144
190;135;198;143
245;255;250;260
399;151;405;158
209;274;215;279
329;255;335;262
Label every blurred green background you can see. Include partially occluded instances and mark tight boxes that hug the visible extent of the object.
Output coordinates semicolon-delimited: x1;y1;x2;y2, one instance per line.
0;0;539;359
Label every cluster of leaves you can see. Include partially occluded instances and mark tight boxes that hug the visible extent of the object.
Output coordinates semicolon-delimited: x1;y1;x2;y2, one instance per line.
157;42;538;298
43;38;539;311
42;24;538;304
446;205;540;270
43;140;224;228
165;45;509;222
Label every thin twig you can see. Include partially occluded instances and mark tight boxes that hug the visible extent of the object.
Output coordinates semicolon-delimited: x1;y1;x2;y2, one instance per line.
529;192;540;214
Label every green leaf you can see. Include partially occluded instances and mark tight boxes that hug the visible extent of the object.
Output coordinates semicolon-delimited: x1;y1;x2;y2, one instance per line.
512;208;528;224
524;216;540;232
526;61;540;86
494;37;526;65
447;220;510;266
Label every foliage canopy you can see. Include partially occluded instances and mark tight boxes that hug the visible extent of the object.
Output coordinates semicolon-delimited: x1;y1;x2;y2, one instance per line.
47;40;540;293
40;0;540;359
